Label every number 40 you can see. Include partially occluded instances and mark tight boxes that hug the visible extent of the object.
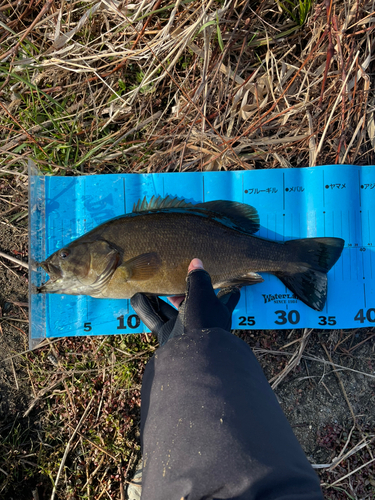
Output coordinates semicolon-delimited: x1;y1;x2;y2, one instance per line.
354;308;375;323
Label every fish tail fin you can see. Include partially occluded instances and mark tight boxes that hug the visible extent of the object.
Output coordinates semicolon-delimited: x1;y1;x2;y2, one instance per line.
275;237;345;311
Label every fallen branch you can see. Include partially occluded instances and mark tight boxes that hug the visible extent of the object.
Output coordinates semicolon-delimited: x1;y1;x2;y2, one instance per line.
312;434;375;470
0;0;54;61
269;328;313;389
326;456;375;488
0;250;28;269
321;343;357;424
253;348;375;381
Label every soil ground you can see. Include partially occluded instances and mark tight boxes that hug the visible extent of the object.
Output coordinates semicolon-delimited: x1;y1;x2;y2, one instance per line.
0;190;30;420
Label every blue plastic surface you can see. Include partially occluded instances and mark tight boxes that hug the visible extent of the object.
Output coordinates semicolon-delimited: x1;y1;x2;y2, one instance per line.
29;165;375;347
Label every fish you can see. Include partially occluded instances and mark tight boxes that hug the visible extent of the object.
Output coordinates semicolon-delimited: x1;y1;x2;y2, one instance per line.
38;196;345;311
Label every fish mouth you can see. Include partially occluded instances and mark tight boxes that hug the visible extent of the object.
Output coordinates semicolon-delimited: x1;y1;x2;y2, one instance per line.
37;260;66;294
40;260;62;279
37;260;90;295
37;277;80;294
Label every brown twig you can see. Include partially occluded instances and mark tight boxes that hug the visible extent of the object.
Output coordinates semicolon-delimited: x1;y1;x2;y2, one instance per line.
24;375;70;417
326;456;375;488
131;0;163;50
269;329;313;389
332;14;347;161
348;332;375;353
68;426;117;461
50;396;95;500
0;101;47;155
10;357;19;390
0;250;28;269
321;343;357;424
0;0;53;61
0;0;19;11
318;30;335;108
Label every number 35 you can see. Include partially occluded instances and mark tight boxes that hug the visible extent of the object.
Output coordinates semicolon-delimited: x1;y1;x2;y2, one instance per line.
318;316;336;326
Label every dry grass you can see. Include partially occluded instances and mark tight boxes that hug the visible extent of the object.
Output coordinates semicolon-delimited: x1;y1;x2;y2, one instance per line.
1;0;375;498
1;0;374;174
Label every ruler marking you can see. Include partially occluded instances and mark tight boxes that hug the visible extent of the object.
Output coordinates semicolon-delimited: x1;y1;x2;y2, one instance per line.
283;172;285;211
371;248;373;279
348;210;351;245
341;210;343;239
245;285;248;321
274;214;277;241
322;169;325;207
123;177;126;213
363;283;366;308
359;168;361;207
291;212;293;237
41;178;46;260
362;251;365;279
356;247;363;280
342;232;345;281
368;210;371;244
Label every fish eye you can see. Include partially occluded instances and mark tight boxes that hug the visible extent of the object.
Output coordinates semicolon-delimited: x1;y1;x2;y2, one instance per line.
60;249;70;259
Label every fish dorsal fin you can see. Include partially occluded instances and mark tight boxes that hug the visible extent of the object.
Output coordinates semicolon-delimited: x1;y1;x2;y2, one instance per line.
132;195;194;213
194;200;260;234
132;196;260;234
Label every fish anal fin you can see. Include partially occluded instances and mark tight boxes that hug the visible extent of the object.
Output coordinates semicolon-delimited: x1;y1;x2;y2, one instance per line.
214;272;264;289
275;269;327;311
121;252;162;281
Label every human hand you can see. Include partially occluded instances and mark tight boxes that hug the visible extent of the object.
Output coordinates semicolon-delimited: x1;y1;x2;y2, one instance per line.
130;258;240;346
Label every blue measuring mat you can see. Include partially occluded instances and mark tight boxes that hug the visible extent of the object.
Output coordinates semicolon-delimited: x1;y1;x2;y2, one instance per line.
28;164;375;348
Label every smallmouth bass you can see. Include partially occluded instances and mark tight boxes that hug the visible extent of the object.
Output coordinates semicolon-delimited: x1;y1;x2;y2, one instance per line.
38;196;345;311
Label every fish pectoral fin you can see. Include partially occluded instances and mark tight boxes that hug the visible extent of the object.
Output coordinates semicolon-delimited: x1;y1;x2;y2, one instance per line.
214;272;264;289
121;252;161;281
